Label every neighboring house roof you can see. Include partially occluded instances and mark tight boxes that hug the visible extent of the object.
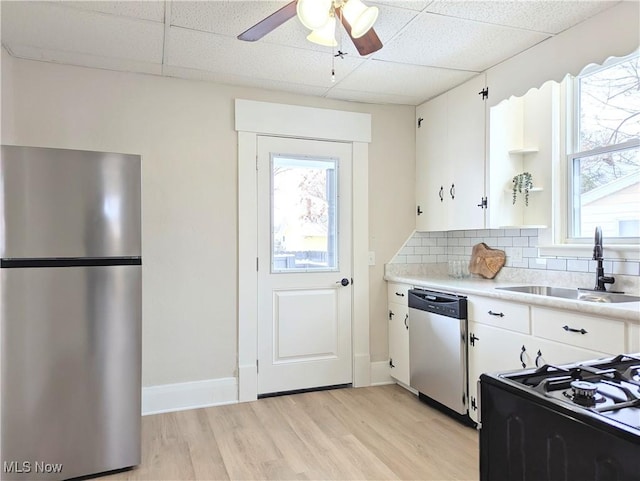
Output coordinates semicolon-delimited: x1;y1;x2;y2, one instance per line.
581;171;640;205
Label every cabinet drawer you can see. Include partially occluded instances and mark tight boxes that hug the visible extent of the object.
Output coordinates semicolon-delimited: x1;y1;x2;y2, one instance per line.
532;307;625;354
469;296;530;333
387;283;411;303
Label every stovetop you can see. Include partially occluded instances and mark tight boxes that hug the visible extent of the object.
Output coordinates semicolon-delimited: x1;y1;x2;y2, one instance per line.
496;354;640;435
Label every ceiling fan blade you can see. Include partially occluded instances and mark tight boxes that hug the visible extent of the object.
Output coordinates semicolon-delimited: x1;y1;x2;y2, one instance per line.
238;1;298;42
335;7;383;56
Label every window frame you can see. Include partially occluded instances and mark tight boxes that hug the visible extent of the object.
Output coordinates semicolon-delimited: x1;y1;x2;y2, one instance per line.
566;53;640;244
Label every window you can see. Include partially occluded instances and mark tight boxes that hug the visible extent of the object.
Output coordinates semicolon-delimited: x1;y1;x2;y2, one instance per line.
271;155;338;272
567;53;640;242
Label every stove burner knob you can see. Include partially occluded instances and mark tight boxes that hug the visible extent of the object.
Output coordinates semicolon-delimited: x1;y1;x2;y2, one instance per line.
570;380;598;399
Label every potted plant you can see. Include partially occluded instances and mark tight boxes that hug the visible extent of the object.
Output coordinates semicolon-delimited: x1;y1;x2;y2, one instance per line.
512;172;533;206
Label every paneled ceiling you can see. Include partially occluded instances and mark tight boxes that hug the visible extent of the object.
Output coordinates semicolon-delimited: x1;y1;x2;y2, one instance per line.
1;1;620;105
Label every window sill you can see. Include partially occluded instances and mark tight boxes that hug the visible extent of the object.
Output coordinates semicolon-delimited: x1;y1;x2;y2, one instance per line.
539;244;640;261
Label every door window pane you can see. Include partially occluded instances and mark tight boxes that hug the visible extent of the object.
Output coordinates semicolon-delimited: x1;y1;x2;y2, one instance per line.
271;156;338;272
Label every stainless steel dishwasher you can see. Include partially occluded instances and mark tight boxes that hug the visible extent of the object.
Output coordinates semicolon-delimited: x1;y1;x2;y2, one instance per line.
408;288;470;423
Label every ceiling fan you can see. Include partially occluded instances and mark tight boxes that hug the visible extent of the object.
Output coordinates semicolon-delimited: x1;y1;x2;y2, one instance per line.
237;0;383;56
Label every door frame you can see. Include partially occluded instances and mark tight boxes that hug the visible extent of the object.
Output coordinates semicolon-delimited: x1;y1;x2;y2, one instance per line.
235;99;371;402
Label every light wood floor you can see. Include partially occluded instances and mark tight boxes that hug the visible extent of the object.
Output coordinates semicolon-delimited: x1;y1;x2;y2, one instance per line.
103;384;479;481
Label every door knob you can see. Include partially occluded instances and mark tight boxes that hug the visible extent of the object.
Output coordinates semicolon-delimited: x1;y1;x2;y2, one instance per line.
337;278;350;286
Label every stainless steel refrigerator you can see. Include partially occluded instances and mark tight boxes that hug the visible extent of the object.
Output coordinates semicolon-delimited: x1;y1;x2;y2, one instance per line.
1;145;141;480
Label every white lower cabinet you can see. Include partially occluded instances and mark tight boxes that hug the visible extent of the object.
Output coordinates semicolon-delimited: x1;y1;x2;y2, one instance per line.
388;283;411;386
468;321;530;422
467;297;621;424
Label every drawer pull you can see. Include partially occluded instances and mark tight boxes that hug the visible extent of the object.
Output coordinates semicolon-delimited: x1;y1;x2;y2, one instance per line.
563;325;588;335
535;350;543;367
395;292;405;297
519;345;527;368
488;310;505;317
404;313;409;330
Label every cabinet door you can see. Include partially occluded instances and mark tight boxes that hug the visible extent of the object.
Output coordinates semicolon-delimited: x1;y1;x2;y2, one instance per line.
468;321;530;423
447;74;487;230
528;337;611;370
415;95;449;231
388;301;410;386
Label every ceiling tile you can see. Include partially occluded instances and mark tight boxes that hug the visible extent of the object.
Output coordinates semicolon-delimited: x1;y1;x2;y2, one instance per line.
374;12;550;71
426;0;617;34
365;3;421;46
170;1;290;37
371;0;433;12
335;59;477;102
58;1;165;23
163;65;332;97
166;26;365;89
6;43;163;76
325;88;425;106
1;2;164;63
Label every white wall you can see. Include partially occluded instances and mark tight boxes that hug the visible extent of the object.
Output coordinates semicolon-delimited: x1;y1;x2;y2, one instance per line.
0;54;416;389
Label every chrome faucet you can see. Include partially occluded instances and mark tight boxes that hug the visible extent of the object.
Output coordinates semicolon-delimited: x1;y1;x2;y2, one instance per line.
593;226;615;291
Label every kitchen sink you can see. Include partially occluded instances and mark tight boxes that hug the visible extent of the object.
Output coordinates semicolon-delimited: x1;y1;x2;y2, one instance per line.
496;285;640;303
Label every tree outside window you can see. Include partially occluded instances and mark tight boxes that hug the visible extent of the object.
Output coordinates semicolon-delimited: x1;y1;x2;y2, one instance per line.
569;53;640;240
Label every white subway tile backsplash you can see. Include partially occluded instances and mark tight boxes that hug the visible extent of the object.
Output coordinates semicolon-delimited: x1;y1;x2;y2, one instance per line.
406;237;422;247
612;261;640;276
513;236;529;247
567;259;590;272
393;231;638;278
546;258;567;271
528;258;546;269
496;237;514;247
392;255;407;264
399;246;415;256
422;238;437;247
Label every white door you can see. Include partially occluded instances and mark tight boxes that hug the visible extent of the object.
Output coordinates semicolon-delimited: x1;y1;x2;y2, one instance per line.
256;136;353;395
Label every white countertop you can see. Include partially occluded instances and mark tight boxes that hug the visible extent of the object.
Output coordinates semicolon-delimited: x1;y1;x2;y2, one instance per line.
385;265;640;324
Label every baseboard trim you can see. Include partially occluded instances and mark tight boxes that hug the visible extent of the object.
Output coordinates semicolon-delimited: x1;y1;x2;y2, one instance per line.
142;377;237;416
370;360;394;386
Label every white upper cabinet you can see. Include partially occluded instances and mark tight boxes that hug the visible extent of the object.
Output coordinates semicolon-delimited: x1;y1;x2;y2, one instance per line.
416;74;488;232
487;81;559;228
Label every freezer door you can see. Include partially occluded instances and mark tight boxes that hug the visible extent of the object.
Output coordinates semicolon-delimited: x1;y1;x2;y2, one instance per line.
0;146;141;258
1;265;141;480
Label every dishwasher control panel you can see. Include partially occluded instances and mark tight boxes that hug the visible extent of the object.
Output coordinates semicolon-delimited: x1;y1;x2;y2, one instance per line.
408;289;467;319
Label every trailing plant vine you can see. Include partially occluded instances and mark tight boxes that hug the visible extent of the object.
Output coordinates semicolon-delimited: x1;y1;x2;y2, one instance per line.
512;172;534;206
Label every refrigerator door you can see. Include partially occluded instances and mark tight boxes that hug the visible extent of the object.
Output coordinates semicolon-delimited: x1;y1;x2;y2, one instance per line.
1;265;141;480
0;146;141;259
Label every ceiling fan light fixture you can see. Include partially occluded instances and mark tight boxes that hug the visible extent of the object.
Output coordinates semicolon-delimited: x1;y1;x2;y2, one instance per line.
307;15;338;47
342;0;378;38
297;0;332;30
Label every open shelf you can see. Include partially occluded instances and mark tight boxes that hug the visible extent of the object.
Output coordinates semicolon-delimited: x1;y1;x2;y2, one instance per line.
504;186;544;193
508;147;539;154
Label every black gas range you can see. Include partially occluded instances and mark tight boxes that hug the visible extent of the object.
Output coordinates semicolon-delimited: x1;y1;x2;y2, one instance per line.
480;354;640;481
